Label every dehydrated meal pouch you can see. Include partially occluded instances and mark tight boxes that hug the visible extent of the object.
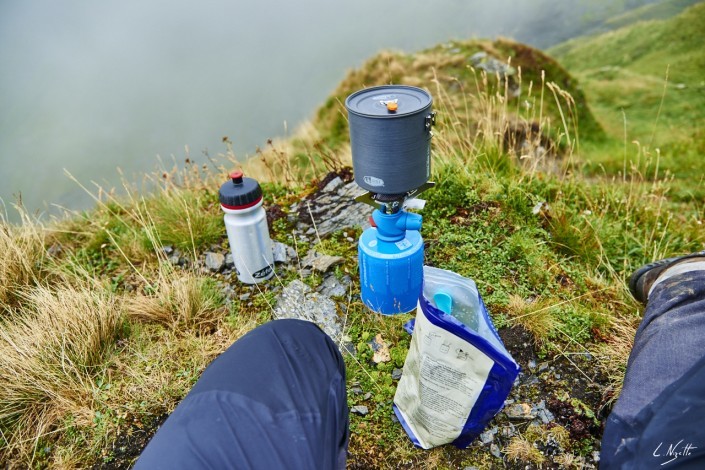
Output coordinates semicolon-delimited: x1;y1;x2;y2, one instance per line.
393;266;520;449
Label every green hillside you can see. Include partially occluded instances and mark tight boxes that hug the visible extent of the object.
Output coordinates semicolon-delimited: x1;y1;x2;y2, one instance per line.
550;2;705;185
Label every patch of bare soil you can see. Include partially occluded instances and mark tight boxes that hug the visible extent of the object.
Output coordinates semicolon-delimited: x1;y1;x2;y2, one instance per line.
92;414;168;469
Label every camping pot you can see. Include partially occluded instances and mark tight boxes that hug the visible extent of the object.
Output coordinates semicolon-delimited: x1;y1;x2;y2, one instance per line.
345;85;435;195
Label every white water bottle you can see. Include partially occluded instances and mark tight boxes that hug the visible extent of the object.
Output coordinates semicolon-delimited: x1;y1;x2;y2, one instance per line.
219;171;274;284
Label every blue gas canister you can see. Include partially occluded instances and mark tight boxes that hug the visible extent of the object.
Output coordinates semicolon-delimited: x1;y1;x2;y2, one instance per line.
358;209;424;314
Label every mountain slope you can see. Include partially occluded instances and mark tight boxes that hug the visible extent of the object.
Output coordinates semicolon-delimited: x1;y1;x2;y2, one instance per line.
549;2;705;153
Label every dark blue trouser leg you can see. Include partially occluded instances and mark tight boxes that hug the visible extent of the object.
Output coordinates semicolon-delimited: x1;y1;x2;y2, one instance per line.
135;319;348;470
602;271;705;468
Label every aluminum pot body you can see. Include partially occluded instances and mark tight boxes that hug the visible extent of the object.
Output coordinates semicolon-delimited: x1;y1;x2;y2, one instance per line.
346;85;433;195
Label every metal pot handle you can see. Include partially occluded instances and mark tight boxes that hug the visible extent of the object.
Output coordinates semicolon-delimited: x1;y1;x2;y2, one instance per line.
424;112;437;131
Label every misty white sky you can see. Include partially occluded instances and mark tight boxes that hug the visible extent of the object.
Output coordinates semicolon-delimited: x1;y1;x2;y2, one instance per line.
0;0;644;219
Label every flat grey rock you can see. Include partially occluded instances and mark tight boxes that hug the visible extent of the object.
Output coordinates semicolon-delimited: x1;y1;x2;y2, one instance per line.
302;250;344;273
273;280;342;340
533;400;554;424
272;241;290;264
204;252;225;272
504;403;536;420
351;405;369;416
318;274;349;298
480;429;495;445
500;424;516;438
298;181;371;238
321;176;344;193
341;341;356;357
392;368;403;381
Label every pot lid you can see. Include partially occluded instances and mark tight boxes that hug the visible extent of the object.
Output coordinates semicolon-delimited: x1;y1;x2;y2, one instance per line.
345;85;432;118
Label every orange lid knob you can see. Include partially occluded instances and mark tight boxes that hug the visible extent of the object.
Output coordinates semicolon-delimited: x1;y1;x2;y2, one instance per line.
386;101;398;112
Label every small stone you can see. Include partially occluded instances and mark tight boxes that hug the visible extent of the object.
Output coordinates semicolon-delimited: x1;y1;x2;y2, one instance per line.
318;275;347;298
592;450;601;463
392;368;403;380
537;408;554;424
369;334;391;364
204;252;225;272
342;342;356;357
391;414;399;424
479;430;494;445
272;241;289;264
490;443;501;458
273;280;342;340
555;373;561;379
168;255;180;266
528;359;537;369
221;285;236;300
522;375;540;386
362;393;372;401
346;237;355;243
469;51;487;64
500;424;516;438
239;293;251;301
504;403;536;420
224;253;234;268
161;245;174;255
302;250;344;273
538;362;549;372
351;405;369;416
321;176;344;193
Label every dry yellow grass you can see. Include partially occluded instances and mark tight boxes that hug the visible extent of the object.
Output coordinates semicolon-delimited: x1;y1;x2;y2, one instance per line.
594;313;639;403
126;270;226;333
504;435;546;465
0;282;123;463
507;294;560;342
0;214;47;307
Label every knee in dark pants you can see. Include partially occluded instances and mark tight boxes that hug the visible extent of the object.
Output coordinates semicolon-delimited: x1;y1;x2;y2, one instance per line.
135;319;349;470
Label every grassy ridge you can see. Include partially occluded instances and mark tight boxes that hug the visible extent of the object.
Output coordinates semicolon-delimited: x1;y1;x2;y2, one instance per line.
549;1;705;187
0;4;704;468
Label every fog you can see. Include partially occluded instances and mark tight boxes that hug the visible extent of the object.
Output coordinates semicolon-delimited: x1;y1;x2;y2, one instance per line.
0;0;656;221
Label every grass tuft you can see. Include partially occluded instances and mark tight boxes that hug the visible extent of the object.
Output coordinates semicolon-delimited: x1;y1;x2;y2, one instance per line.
0;211;47;308
126;270;226;333
505;435;546;465
0;282;123;463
